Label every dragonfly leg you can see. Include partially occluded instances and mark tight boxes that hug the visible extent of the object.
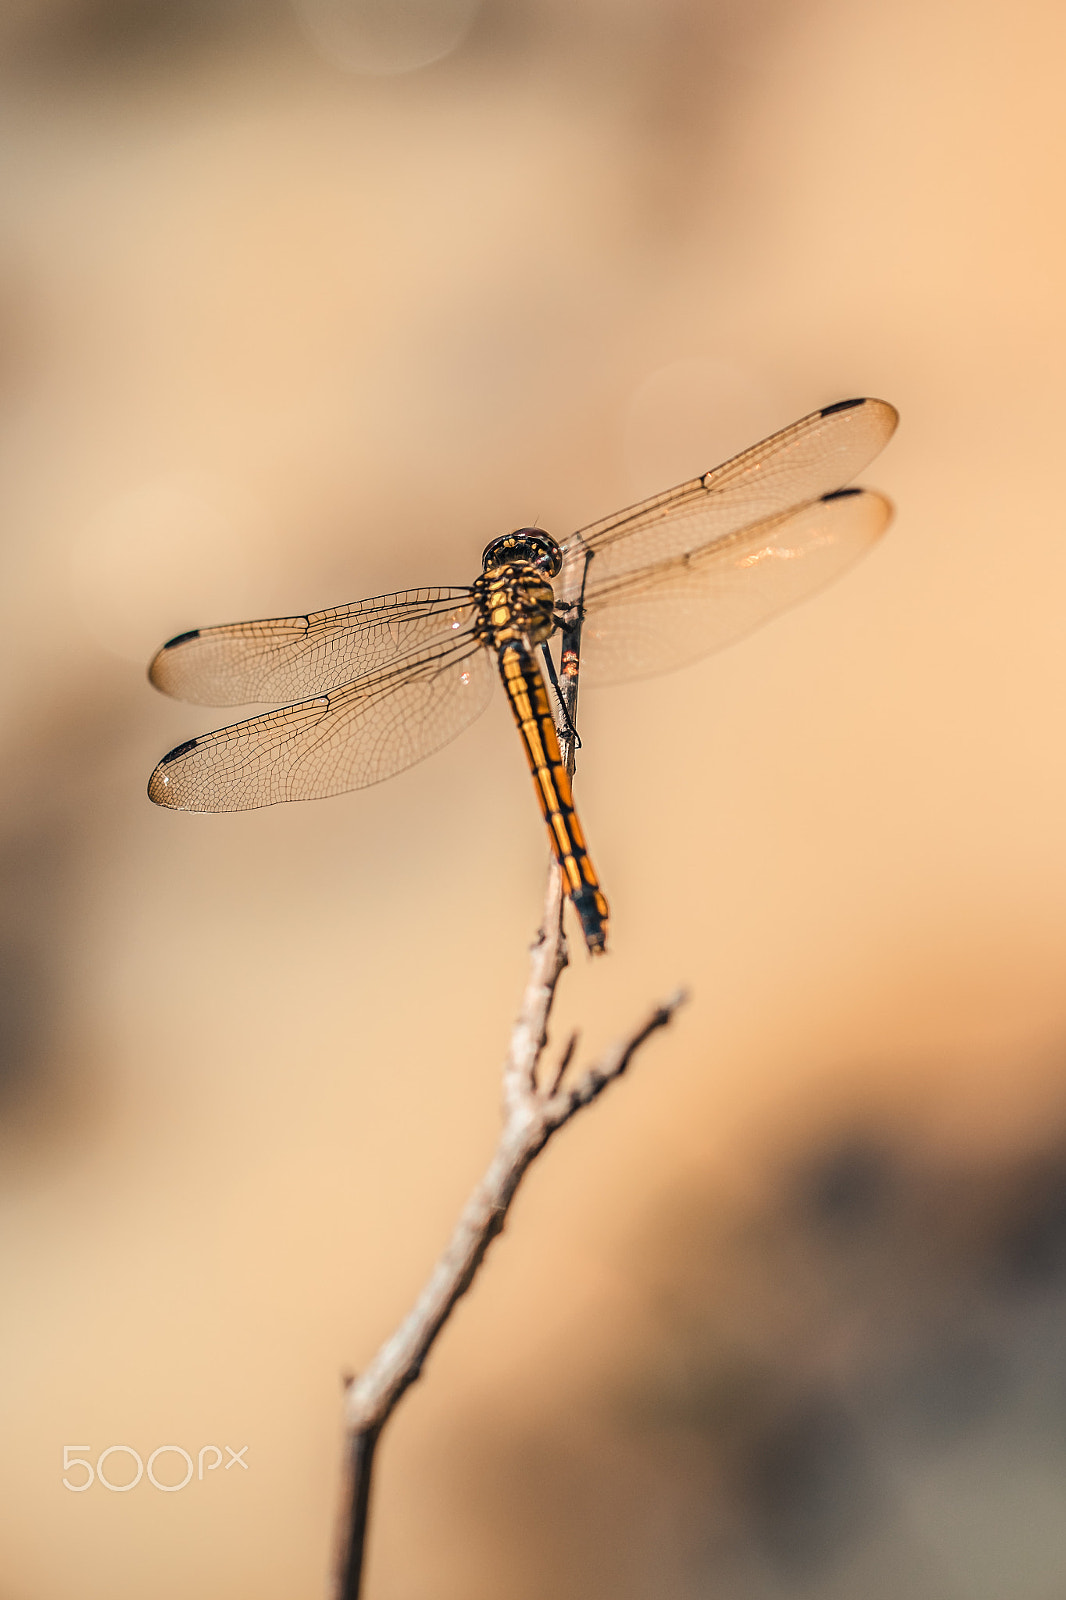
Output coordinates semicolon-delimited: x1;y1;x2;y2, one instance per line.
538;642;581;753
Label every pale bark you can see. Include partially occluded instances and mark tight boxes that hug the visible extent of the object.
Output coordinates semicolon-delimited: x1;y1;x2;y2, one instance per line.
333;863;684;1597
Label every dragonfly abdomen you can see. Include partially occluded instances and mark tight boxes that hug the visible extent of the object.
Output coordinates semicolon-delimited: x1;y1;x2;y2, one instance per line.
474;560;608;953
495;638;608;955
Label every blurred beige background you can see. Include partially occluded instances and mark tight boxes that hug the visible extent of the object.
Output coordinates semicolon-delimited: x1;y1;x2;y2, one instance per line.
2;0;1066;1595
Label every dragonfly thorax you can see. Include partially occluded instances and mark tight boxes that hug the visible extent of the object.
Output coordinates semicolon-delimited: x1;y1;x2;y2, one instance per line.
481;528;562;577
473;563;557;648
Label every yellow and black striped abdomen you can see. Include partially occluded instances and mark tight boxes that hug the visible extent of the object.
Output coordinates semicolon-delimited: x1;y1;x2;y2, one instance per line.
497;641;609;954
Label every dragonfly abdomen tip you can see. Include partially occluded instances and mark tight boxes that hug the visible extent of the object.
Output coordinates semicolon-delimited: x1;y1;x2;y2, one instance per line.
571;886;608;954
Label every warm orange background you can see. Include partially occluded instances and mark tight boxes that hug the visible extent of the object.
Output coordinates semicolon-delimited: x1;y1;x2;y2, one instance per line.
3;2;1066;1596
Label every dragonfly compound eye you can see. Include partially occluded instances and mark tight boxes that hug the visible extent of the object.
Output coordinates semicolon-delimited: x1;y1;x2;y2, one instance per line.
481;529;562;577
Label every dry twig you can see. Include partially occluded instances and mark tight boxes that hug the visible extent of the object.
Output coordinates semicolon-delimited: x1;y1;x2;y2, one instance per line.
333;595;684;1595
332;865;685;1597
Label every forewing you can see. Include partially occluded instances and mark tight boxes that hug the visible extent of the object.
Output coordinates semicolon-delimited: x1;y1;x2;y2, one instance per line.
149;587;478;706
148;640;494;812
577;488;893;686
557;397;897;601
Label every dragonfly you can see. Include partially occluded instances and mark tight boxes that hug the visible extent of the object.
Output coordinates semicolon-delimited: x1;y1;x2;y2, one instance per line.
148;396;898;954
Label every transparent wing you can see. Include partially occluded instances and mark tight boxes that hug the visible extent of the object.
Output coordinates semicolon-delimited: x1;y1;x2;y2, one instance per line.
148;640;494;812
576;488;893;686
557;397;897;602
148;587;478;706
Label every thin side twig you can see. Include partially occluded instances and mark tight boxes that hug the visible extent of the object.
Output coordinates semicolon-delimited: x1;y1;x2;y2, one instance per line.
332;865;685;1598
333;608;684;1598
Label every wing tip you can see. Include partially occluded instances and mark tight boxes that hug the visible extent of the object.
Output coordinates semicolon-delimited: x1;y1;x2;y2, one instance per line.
821;483;895;537
148;629;202;692
161;736;199;765
162;627;202;650
147;769;170;807
148;738;199;808
820;396;866;416
820;395;900;435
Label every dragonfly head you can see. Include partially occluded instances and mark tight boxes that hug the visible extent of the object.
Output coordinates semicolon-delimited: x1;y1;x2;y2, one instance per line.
481;528;562;578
